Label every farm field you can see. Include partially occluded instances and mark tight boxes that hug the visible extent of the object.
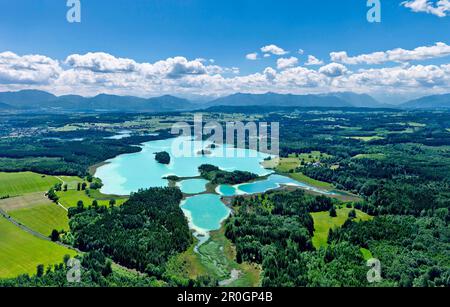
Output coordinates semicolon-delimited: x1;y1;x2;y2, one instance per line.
56;190;127;208
0;216;76;278
348;136;385;142
0;172;60;197
352;153;386;160
289;172;334;189
311;207;372;249
264;151;332;173
0;192;69;236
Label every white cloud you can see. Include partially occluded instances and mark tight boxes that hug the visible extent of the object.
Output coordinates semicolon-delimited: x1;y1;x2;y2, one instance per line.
263;53;271;58
402;0;450;17
297;49;305;55
1;49;450;99
260;44;288;56
0;51;61;85
159;57;208;78
65;52;138;73
331;42;450;65
319;63;348;77
263;67;277;81
276;57;299;70
246;53;258;60
305;55;324;66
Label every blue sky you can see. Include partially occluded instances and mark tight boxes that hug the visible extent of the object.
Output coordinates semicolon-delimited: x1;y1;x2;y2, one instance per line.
0;0;449;102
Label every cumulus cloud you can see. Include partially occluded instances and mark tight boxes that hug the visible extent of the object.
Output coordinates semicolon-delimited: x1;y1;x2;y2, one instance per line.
263;67;277;81
319;63;348;77
1;49;450;98
65;52;138;73
246;53;258;60
401;0;450;17
159;57;207;78
0;51;61;85
331;42;450;65
276;57;299;70
305;55;324;66
346;64;450;89
261;44;288;56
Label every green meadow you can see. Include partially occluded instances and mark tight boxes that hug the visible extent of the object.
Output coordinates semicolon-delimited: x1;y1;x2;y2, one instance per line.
290;172;334;189
352;153;386;160
0;172;60;197
311;207;372;249
7;201;69;236
0;216;76;278
349;136;385;142
57;189;127;208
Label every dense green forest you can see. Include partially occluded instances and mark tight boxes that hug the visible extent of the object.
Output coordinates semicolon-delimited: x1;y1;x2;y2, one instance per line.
0;252;161;287
199;164;258;184
225;190;449;287
69;187;192;276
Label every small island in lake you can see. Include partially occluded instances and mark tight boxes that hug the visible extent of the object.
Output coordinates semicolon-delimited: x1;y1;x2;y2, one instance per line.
155;151;171;164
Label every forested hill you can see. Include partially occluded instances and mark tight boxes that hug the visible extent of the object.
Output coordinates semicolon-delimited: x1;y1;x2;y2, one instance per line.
400;93;450;109
0;90;195;112
69;187;192;275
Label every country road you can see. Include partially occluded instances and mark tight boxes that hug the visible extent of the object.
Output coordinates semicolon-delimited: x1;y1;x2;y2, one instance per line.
0;207;79;252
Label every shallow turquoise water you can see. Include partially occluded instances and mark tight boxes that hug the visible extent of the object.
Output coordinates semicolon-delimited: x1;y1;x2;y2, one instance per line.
180;194;230;232
217;174;335;196
95;137;336;233
216;184;240;197
177;179;208;194
96;136;272;195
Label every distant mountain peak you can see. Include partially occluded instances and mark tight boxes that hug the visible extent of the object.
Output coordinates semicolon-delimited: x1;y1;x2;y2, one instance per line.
401;93;450;109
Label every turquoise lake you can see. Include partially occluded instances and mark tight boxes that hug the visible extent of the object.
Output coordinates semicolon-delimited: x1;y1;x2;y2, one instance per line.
180;194;231;233
95;136;335;235
217;174;336;196
177;179;208;194
95;136;272;195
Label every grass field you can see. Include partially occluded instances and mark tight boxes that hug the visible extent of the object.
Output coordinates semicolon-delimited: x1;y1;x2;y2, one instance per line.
58;176;83;190
0;172;61;197
275;157;300;172
262;151;332;173
290;172;334;189
57;190;127;208
349;136;385;142
311;207;372;249
0;192;69;236
352;153;386;160
0;216;76;278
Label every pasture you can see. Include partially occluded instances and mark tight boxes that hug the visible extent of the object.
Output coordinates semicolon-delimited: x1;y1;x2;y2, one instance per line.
57;190;127;208
0;192;69;236
0;216;76;278
311;207;372;249
0;172;60;197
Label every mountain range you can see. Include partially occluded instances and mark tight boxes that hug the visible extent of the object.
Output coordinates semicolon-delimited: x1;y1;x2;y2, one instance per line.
0;90;448;112
399;93;450;109
0;90;194;112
